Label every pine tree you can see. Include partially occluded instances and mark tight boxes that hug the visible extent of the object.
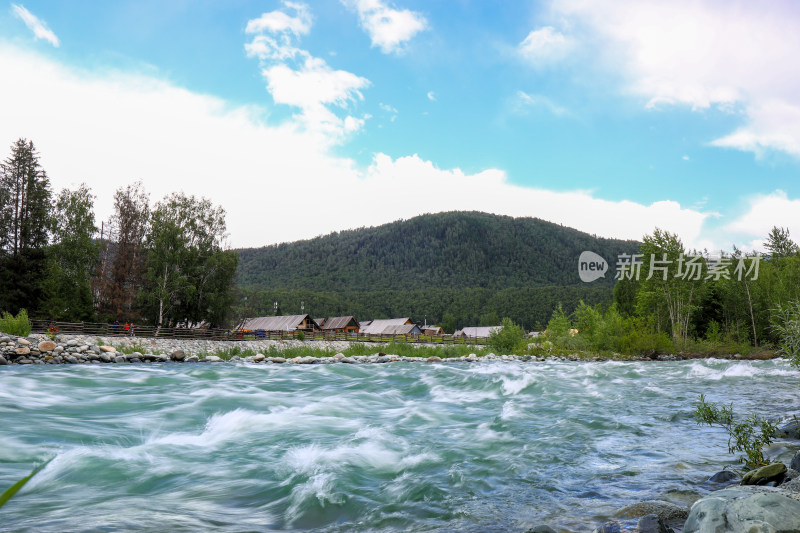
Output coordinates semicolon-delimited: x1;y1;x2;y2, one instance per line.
0;139;52;314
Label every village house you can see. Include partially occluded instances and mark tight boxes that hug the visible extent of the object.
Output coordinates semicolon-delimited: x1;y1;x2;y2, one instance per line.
321;316;360;334
236;314;321;333
359;317;422;335
453;326;502;338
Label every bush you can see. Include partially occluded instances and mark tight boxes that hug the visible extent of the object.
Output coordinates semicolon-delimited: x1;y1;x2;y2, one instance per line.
487;317;526;354
295;330;305;341
772;300;800;365
0;309;32;337
694;394;777;470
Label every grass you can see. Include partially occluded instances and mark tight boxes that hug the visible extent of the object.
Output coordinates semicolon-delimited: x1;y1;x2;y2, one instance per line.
0;457;53;509
0;309;32;337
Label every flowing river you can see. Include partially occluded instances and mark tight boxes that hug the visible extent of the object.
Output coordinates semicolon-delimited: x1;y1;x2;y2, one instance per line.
1;358;798;532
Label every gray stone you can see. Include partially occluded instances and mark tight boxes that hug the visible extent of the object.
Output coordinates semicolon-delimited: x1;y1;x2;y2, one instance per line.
252;353;265;362
296;356;317;364
114;355;126;363
66;339;79;347
707;470;739;483
269;357;286;363
204;355;222;362
99;353;112;363
340;357;357;364
0;356;7;365
524;526;557;533
636;514;674;533
18;358;32;365
17;338;31;346
170;349;186;361
792;452;800;472
741;462;786;485
426;356;442;362
53;346;64;354
775;419;800;440
684;486;800;533
592;522;621;533
615;500;688;522
186;355;199;362
333;352;345;361
65;355;79;364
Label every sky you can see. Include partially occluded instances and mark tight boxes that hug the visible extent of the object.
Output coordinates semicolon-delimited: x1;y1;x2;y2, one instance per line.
0;0;798;251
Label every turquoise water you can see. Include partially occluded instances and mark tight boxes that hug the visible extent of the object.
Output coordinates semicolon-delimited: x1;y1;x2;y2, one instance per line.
1;359;798;532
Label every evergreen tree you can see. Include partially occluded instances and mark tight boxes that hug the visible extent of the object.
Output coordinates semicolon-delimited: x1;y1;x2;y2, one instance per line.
0;139;52;314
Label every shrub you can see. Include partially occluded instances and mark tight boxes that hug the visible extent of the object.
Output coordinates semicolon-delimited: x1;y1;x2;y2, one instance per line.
772;300;800;365
694;394;777;470
295;330;305;341
487;317;526;354
0;309;32;337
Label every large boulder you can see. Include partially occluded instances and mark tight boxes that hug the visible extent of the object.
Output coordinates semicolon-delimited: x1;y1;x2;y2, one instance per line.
684;486;800;532
707;470;739;484
99;345;117;353
15;347;31;356
170;349;186;361
775;419;800;440
741;462;786;486
0;356;7;365
615;500;688;522
38;340;56;352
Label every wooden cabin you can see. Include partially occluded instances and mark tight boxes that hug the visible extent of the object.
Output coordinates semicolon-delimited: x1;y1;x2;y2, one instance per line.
321;316;360;334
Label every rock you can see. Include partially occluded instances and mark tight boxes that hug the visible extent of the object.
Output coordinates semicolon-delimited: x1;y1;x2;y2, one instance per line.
524;526;557;533
636;514;674;533
204;356;222;362
784;468;800;484
340;357;356;364
15;347;31;356
792;451;800;472
252;353;265;362
707;470;739;483
296;356;317;364
99;345;117;353
426;356;442;363
17;338;31;346
114;355;126;363
170;349;186;361
684;486;800;532
18;358;32;364
0;356;7;365
66;339;79;347
269;357;286;363
99;353;113;363
53;346;64;354
333;352;345;361
65;355;79;364
592;522;621;533
38;341;56;352
615;500;688;522
186;355;199;362
741;462;786;485
775;419;800;439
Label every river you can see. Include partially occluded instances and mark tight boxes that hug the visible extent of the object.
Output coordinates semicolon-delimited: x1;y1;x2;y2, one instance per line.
1;358;798;531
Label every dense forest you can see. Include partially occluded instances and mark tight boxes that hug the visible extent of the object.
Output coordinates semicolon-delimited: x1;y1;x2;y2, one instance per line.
234;212;640;329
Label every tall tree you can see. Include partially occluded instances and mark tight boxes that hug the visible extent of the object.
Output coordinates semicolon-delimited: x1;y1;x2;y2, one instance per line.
94;182;150;322
0;139;52;314
140;193;238;327
40;184;100;320
764;226;799;258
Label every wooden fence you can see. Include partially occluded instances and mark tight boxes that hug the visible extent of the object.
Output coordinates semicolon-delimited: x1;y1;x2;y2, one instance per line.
30;321;485;345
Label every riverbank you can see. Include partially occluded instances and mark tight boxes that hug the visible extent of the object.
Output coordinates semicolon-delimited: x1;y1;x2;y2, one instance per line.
0;333;779;365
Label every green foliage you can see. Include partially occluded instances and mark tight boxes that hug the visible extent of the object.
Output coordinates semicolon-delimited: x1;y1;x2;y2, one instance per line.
295;330;305;341
772;300;800;364
0;457;54;509
139;192;238;328
0;309;32;336
40;184;100;321
694;394;777;469
486;317;526;354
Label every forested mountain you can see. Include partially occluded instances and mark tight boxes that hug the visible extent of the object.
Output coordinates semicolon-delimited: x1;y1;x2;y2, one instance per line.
234;212;640;330
237;211;639;291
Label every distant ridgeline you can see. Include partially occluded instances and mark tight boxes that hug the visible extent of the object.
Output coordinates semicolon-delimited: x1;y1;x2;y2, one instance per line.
235;211;640;330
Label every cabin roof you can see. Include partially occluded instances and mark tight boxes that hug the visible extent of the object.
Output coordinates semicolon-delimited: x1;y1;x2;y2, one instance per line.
238;314;316;331
322;316;358;330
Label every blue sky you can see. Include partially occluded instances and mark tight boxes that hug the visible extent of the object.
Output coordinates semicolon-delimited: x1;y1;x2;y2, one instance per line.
1;1;798;249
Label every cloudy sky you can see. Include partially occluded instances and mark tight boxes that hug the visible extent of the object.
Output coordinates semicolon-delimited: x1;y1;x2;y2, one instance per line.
1;1;798;251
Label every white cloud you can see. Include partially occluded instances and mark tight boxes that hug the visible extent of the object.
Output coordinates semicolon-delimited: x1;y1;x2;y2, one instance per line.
682;155;690;161
725;191;800;249
11;4;59;47
518;26;573;65
245;3;369;140
0;43;720;251
426;91;436;101
344;0;427;54
245;1;311;36
514;91;569;117
550;0;800;158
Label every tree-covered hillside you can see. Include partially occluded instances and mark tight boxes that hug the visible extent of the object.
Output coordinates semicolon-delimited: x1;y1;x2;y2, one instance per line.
234;212;640;330
236;211;639;291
